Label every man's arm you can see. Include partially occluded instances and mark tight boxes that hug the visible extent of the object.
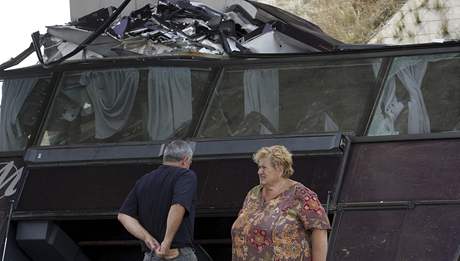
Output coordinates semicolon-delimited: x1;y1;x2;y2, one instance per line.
117;213;159;251
157;203;186;256
311;229;328;261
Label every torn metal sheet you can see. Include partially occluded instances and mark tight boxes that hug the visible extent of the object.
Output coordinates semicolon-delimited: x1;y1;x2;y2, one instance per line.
43;35;103;62
225;0;258;19
31;0;360;66
72;7;116;31
249;1;344;51
241;27;318;53
224;12;258;33
46;25;121;57
109;17;129;38
117;37;171;56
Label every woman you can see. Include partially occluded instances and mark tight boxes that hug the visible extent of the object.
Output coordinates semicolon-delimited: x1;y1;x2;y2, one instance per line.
231;145;330;261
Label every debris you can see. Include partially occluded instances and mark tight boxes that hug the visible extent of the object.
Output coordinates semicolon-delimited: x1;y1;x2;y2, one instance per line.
40;0;353;62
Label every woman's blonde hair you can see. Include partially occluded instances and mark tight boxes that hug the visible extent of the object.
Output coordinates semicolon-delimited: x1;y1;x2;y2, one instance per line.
253;145;294;178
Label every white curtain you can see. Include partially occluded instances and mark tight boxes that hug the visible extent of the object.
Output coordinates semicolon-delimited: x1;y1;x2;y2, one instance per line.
243;69;279;134
80;69;139;139
396;62;430;134
147;67;192;140
369;53;460;136
368;57;432;135
368;77;404;135
0;78;37;151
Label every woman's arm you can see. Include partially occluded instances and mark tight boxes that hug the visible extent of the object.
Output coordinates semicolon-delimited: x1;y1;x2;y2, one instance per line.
311;229;328;261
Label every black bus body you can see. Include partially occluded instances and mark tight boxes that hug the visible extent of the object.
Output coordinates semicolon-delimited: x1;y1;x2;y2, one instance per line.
1;41;460;260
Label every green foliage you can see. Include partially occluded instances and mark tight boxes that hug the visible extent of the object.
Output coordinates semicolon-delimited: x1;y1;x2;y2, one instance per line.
420;0;429;8
433;0;444;10
397;20;406;32
441;20;449;36
414;10;421;24
407;31;415;38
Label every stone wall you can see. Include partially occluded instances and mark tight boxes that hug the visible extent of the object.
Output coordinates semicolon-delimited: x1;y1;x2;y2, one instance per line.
369;0;460;44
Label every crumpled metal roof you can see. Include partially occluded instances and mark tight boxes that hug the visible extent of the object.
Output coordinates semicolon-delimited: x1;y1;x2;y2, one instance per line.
0;0;383;70
41;0;351;61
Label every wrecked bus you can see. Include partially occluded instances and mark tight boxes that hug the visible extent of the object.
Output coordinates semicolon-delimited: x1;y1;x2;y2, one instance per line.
1;0;460;260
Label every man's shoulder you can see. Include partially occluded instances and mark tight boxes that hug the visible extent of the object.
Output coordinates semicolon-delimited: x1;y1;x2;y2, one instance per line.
151;166;197;185
139;169;159;180
177;168;197;182
162;165;196;177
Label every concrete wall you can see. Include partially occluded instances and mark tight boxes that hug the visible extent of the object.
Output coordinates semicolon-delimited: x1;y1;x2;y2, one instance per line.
369;0;460;44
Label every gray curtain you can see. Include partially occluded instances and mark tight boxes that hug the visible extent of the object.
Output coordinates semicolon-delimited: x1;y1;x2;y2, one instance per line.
80;69;139;139
243;69;279;134
0;78;37;151
147;67;192;140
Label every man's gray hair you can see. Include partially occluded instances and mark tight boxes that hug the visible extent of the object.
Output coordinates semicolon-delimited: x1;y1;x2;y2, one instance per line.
163;140;194;162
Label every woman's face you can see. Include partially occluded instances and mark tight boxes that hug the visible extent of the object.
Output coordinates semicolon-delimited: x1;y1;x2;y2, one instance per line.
257;157;283;186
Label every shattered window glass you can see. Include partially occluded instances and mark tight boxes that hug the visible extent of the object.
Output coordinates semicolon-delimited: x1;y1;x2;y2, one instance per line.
368;52;460;136
197;59;382;138
0;77;52;152
39;67;213;146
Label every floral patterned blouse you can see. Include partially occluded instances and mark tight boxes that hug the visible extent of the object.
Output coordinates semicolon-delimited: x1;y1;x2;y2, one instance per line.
231;182;331;261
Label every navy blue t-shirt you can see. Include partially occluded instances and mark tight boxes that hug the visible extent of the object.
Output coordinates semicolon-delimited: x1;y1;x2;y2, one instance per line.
119;165;197;251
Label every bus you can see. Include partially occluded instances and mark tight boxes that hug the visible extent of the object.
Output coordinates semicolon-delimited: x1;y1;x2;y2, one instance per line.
1;22;460;261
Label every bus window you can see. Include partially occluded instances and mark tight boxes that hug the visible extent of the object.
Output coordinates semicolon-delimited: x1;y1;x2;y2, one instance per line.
39;67;213;146
198;59;382;138
0;77;52;152
368;53;460;136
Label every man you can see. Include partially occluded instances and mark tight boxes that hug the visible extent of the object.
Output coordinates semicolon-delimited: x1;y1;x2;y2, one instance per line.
118;140;197;260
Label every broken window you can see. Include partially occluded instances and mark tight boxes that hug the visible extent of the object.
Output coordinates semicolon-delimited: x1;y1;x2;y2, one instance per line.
368;52;460;136
197;58;382;138
0;77;52;152
39;67;213;146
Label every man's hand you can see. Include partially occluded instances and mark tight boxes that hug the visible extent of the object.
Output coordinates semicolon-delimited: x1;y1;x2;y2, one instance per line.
143;234;160;252
155;241;170;257
154;204;185;258
118;213;161;253
155;241;179;259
